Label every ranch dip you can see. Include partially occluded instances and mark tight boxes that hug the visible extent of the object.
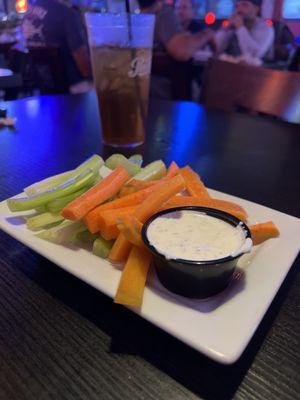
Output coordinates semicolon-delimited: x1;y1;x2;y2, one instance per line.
146;210;251;261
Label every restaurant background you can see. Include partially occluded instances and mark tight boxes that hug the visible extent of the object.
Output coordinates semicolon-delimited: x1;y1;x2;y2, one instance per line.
0;0;299;37
0;0;299;396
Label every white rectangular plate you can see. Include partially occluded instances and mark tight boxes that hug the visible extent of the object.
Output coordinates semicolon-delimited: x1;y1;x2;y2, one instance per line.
1;189;300;364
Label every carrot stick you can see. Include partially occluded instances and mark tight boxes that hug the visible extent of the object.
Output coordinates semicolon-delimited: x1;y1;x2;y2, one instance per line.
83;215;102;234
166;161;179;177
118;162;179;198
117;215;144;247
118;161;179;197
249;221;280;245
61;166;130;221
85;205;137;234
100;225;120;241
109;175;185;261
84;178;168;220
134;175;186;223
109;233;132;263
161;196;248;222
99;206;136;227
83;187;159;232
99;206;138;240
114;246;152;308
178;166;210;198
118;179;159;197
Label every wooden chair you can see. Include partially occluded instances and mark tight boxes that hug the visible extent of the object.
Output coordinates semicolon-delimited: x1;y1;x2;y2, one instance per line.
0;48;23;100
200;59;300;124
0;71;22;100
151;53;193;101
24;46;69;95
272;21;295;63
0;41;17;59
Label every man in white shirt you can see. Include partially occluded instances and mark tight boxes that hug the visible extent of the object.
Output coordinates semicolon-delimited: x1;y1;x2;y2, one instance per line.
215;0;274;60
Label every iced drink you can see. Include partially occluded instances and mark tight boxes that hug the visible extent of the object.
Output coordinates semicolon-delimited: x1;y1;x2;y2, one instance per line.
90;46;151;146
85;13;155;147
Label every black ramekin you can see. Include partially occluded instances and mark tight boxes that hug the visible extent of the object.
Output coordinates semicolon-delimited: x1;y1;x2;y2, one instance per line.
142;206;252;299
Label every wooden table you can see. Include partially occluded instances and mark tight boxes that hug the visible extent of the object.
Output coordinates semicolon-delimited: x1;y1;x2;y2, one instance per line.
0;92;299;400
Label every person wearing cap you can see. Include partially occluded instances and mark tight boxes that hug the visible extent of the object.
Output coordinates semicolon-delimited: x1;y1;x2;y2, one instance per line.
215;0;275;60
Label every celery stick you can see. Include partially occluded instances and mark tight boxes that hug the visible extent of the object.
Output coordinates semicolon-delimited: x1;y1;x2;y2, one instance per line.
133;160;166;181
105;154;140;176
45;186;90;213
75;230;99;244
46;174;100;213
75;154;104;174
99;165;113;178
26;212;64;231
93;236;114;258
69;225;88;242
24;154;103;196
24;171;73;196
129;154;143;168
7;168;97;212
36;220;84;244
35;205;46;213
92;174;102;185
46;174;102;213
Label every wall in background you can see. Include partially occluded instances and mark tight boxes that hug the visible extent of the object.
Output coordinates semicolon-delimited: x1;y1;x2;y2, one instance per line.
287;21;300;36
273;0;300;36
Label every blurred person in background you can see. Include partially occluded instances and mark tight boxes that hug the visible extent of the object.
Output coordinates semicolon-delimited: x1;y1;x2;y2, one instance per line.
138;0;213;62
23;0;92;93
269;21;295;64
175;0;212;98
215;0;274;62
138;0;213;98
175;0;205;34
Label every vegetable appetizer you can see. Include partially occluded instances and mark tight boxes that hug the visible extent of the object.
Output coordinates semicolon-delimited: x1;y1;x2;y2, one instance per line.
7;154;280;308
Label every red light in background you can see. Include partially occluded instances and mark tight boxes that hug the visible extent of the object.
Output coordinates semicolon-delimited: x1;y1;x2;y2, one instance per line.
222;20;229;28
205;12;216;25
266;19;273;26
16;0;28;12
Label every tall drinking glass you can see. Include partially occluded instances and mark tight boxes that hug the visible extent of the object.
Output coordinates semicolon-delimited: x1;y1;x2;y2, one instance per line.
85;13;155;147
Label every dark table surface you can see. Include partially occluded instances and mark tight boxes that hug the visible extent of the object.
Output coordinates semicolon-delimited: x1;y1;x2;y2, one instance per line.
0;92;299;400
